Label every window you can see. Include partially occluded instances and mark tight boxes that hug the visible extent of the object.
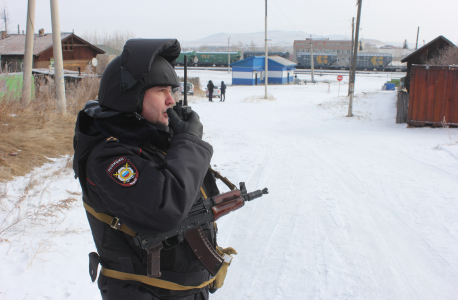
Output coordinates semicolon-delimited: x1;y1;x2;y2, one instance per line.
62;42;73;51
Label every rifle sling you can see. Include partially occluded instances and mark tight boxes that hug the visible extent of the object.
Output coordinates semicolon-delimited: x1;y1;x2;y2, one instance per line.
100;267;217;291
209;167;237;191
83;201;136;237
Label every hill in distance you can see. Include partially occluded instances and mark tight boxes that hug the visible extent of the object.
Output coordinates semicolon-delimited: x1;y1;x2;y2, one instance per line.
180;30;402;48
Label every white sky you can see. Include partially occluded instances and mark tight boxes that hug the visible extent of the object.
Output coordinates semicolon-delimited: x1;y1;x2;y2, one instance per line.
5;0;458;47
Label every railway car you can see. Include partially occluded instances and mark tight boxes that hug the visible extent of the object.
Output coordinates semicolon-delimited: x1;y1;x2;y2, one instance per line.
296;52;395;71
355;53;392;70
243;51;290;60
296;52;338;69
175;51;197;65
194;51;241;66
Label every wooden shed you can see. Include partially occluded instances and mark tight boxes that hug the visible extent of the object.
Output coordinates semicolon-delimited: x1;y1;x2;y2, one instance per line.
0;32;105;72
400;36;455;92
408;65;458;127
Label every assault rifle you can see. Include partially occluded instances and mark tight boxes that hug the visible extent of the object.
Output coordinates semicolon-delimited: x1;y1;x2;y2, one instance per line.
134;182;268;278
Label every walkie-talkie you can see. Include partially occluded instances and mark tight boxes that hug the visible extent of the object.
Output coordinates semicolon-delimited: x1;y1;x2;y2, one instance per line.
173;55;192;121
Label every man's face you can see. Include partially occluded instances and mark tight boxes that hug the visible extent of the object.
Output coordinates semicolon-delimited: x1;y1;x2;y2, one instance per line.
140;86;175;126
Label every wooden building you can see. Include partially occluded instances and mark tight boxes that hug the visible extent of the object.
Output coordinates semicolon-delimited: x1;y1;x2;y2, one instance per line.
0;32;105;72
400;36;455;92
407;65;458;127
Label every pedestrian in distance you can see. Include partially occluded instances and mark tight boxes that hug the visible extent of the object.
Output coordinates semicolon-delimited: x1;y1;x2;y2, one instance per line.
220;81;226;102
72;39;234;300
207;80;214;102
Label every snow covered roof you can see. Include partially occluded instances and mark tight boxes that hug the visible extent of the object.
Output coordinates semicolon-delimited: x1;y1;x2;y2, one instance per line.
0;33;105;56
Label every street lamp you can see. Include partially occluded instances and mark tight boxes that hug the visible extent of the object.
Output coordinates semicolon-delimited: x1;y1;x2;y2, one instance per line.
228;36;231;73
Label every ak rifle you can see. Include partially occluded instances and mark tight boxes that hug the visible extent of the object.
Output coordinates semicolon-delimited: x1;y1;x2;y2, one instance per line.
134;182;268;278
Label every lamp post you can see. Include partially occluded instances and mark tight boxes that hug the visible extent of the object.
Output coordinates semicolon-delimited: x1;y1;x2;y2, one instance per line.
228;36;231;73
264;0;268;98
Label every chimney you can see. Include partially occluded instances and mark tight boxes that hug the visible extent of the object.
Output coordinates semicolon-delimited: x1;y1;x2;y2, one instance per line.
38;28;45;37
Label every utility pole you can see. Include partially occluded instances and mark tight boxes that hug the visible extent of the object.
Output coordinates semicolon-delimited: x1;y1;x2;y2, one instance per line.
348;0;362;118
348;17;354;96
50;0;66;113
310;36;314;83
22;0;36;104
2;8;7;33
264;0;268;98
228;36;231;73
415;26;420;50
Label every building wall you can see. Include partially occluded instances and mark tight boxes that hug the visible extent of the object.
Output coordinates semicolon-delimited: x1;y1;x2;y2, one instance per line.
232;64;295;85
36;38;101;71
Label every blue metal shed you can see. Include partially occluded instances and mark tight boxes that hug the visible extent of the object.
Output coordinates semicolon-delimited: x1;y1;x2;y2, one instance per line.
230;56;296;85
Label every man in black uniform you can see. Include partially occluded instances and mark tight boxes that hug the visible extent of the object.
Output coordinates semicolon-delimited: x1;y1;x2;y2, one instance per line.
207;80;214;102
220;81;226;102
73;39;222;300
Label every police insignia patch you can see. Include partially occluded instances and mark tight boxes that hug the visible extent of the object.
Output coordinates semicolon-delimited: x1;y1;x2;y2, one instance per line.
107;157;138;186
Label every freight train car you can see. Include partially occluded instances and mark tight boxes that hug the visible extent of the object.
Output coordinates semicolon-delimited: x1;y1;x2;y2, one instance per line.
296;52;338;69
296;52;396;71
243;51;290;60
194;51;241;66
175;51;197;65
355;53;392;70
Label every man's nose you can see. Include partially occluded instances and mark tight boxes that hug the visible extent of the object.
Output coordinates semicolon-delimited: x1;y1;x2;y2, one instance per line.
166;93;175;106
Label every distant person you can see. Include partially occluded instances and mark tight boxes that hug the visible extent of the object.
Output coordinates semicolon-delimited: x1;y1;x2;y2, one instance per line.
207;80;214;102
220;81;226;102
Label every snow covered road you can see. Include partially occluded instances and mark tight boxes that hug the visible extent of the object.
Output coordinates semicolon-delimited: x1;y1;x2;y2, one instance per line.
1;71;457;299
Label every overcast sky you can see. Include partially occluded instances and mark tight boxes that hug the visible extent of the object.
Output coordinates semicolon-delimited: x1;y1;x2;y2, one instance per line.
5;0;458;47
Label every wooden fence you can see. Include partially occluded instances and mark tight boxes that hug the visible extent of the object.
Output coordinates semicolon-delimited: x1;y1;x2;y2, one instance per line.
408;65;458;127
396;91;409;123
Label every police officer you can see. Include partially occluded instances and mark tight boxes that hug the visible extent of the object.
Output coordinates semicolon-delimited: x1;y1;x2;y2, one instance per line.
73;39;221;300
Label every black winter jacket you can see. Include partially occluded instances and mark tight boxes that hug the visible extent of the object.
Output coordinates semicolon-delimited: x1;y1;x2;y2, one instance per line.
73;108;220;298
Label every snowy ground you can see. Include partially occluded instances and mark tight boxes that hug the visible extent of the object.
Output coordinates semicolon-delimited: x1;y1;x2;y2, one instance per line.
1;70;458;300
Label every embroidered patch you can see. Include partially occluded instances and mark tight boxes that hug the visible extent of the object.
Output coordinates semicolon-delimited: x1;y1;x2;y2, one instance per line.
107;157;139;187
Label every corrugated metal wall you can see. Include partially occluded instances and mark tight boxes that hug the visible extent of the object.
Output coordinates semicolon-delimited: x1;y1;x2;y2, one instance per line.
408;65;458;126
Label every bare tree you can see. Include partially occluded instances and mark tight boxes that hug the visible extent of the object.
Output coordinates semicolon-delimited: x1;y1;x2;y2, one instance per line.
198;44;209;51
82;29;136;53
249;40;257;51
403;39;408;49
428;46;458;65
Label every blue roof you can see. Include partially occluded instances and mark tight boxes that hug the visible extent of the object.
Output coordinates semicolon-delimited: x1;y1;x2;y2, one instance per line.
231;56;296;67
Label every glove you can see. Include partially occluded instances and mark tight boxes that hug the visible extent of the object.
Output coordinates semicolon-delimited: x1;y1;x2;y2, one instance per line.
167;108;203;139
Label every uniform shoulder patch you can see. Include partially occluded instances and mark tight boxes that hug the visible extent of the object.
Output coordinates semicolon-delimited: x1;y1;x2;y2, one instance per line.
107;157;139;187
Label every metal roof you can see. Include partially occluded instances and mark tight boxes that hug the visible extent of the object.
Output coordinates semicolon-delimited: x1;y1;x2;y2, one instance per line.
268;55;296;66
0;33;105;56
400;35;455;63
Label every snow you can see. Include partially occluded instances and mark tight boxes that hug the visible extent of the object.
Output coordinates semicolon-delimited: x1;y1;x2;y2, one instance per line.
1;70;458;300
